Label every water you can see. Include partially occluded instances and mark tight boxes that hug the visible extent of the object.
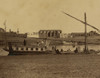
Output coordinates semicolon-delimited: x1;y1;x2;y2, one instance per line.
48;44;100;53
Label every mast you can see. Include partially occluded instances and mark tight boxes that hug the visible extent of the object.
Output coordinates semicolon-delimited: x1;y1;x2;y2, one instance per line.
62;11;100;53
84;13;87;53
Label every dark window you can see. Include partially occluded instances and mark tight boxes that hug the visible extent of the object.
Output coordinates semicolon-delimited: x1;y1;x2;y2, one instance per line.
41;48;43;51
48;32;50;37
52;32;54;37
36;48;38;51
16;47;18;50
21;48;24;50
26;47;28;50
31;48;33;50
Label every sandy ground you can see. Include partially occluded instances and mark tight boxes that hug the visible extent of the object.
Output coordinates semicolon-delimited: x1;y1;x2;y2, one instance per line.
0;54;100;78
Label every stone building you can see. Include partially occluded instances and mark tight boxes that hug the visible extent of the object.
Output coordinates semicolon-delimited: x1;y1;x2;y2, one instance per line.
39;30;62;38
70;31;100;37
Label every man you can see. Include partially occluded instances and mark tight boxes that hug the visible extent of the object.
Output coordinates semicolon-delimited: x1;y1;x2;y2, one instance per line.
8;42;13;54
24;39;26;46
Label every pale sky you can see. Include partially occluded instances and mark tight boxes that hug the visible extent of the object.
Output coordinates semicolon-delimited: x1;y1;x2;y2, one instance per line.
0;0;100;33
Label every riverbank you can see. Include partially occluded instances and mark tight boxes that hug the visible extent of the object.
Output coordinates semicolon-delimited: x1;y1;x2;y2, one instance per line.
0;54;100;78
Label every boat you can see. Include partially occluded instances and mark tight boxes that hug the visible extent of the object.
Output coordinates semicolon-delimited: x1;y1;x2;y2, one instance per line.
3;44;52;55
2;22;52;55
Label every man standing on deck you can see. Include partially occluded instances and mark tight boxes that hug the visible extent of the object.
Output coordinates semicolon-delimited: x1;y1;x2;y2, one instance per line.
23;39;26;46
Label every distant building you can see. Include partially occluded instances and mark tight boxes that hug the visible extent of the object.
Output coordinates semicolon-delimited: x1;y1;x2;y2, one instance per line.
39;30;62;38
70;31;100;37
27;32;39;38
60;33;73;38
0;28;27;45
88;31;100;36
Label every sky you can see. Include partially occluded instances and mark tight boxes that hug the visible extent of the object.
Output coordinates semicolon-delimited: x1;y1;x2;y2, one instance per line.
0;0;100;34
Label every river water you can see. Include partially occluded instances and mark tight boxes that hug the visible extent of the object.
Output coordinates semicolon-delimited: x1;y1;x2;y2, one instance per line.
48;44;100;53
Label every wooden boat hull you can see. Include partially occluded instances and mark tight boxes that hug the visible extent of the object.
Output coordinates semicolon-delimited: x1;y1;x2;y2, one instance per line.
8;51;52;55
3;47;52;55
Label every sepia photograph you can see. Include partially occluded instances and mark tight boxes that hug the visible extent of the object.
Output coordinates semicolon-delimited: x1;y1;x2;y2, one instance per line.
0;0;100;78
